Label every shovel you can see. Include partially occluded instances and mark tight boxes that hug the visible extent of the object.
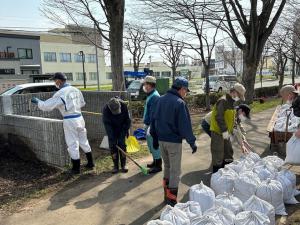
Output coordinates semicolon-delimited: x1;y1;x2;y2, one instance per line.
116;145;148;175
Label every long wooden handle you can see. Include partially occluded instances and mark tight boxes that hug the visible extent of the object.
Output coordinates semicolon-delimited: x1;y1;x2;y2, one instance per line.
116;145;141;168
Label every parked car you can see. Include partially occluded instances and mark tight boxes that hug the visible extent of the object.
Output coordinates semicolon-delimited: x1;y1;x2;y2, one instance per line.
0;83;58;96
202;75;238;92
127;80;147;100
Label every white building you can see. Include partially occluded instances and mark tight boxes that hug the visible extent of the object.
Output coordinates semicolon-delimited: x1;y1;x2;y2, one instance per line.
40;27;109;86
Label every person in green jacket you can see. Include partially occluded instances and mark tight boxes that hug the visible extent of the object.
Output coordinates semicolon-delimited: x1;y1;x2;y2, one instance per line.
210;83;246;173
143;76;162;174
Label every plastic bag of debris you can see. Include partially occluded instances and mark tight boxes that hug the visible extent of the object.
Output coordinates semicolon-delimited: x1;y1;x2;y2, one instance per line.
175;201;202;220
189;181;215;213
234;171;260;202
235;211;270;225
210;168;237;195
243;195;275;225
215;193;243;215
160;205;190;225
256;179;287;216
205;206;235;225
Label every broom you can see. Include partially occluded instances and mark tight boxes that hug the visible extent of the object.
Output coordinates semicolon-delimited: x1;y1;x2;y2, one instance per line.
116;145;148;175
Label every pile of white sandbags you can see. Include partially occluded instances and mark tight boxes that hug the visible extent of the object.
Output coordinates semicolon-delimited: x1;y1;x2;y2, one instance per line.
274;104;299;132
147;153;299;225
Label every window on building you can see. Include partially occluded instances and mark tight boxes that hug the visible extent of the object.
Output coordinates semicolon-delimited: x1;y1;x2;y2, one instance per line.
44;52;57;62
106;72;112;79
59;53;72;62
65;73;73;81
89;72;97;80
153;71;160;77
18;48;33;59
76;72;84;81
74;54;84;62
86;54;96;63
161;71;171;77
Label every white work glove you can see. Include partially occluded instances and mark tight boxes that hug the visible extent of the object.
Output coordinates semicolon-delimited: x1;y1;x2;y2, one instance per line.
222;131;230;140
146;126;150;136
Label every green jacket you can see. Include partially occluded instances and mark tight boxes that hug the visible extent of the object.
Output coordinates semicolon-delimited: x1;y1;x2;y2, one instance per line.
210;94;235;134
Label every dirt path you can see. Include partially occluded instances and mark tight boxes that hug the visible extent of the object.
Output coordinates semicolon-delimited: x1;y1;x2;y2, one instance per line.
1;108;300;225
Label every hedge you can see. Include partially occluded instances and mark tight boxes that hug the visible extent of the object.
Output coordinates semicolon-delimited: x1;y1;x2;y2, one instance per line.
254;85;279;98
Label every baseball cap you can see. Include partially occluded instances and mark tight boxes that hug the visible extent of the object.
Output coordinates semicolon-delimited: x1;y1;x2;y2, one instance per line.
236;104;251;119
173;77;190;92
280;85;299;96
232;83;246;101
143;76;156;84
108;98;121;115
51;72;67;81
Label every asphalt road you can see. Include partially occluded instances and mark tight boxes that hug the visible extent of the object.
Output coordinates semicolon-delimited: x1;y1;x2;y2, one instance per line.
192;77;300;94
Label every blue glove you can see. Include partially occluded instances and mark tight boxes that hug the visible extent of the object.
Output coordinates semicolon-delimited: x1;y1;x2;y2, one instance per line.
31;97;40;104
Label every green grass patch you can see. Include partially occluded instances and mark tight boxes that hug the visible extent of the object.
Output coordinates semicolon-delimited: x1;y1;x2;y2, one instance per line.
250;98;281;114
79;84;112;91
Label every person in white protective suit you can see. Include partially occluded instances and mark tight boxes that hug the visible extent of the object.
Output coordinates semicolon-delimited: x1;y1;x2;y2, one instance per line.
31;72;94;174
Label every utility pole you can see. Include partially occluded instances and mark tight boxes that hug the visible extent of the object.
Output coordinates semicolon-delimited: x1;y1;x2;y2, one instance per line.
79;51;86;89
94;25;100;91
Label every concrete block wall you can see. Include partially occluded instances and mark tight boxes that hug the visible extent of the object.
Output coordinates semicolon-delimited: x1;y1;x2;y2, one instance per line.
0;114;69;167
0;91;129;167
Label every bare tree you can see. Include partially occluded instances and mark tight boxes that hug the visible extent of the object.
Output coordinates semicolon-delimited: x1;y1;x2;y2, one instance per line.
219;0;287;102
124;24;149;72
159;38;184;82
268;31;290;89
142;0;224;109
42;0;125;90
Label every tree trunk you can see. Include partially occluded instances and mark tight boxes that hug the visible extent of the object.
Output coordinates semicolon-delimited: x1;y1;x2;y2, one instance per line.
107;0;125;91
133;64;139;72
241;51;258;103
204;65;210;110
292;51;296;85
172;66;176;82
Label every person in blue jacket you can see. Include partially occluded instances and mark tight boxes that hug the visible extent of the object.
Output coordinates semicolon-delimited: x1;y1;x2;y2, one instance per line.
151;77;197;206
143;76;161;174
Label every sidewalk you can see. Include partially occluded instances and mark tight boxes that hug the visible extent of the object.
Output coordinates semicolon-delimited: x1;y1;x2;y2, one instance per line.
0;108;275;225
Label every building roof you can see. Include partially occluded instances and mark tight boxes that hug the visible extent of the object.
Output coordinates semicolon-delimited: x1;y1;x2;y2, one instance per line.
0;29;40;40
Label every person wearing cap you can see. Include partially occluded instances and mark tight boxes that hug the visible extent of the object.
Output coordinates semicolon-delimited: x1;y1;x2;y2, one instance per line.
143;76;162;174
210;83;246;173
279;85;299;105
31;72;94;174
103;97;131;174
151;77;197;206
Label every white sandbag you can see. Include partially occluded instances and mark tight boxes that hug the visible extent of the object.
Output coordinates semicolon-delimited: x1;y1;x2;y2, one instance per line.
225;159;254;174
147;220;173;225
210;168;237;195
205;206;235;225
189;182;215;213
285;135;300;165
253;164;277;181
245;151;261;163
263;156;284;170
276;173;299;204
175;201;202;219
235;211;270;225
234;171;260;202
256;179;287;215
160;205;190;225
243;195;275;225
190;215;223;225
215;193;243;215
279;169;300;196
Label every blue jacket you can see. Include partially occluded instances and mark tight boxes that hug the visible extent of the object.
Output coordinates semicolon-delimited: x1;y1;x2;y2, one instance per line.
151;88;196;145
143;89;160;126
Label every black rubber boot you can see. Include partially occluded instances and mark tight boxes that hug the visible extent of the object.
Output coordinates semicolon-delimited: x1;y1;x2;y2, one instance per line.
120;154;128;173
71;159;80;174
166;187;178;207
85;152;95;169
111;154;119;174
212;165;222;173
149;159;162;174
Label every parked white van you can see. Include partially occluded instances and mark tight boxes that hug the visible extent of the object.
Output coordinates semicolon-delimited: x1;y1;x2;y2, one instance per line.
202;75;238;92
